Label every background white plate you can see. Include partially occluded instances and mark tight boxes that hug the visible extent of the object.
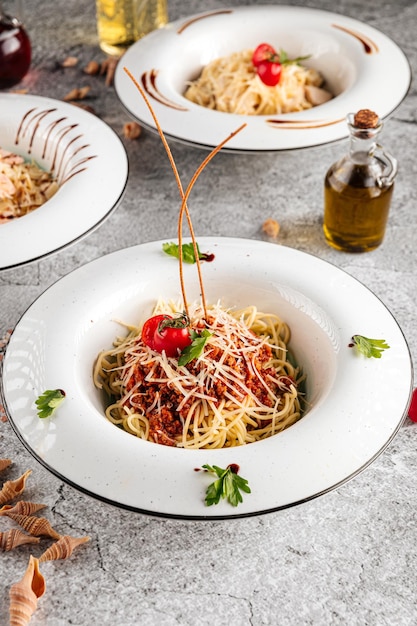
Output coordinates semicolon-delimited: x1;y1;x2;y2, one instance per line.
1;238;413;519
115;5;411;152
0;94;128;270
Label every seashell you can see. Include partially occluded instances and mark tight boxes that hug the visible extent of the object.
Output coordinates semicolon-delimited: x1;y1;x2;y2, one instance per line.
9;555;45;626
0;458;12;472
6;513;61;540
0;469;32;505
0;529;40;551
0;501;47;517
39;534;90;562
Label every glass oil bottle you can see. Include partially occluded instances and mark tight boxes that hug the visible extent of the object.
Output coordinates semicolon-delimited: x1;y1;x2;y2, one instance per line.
323;109;397;252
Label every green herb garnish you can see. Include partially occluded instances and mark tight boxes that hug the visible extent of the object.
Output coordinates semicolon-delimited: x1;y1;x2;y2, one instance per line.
35;389;66;418
202;464;251;507
279;49;311;66
162;242;212;264
178;329;211;366
350;335;390;359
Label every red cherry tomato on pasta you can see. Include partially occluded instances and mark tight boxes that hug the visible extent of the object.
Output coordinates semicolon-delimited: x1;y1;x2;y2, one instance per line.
141;315;167;351
141;314;192;357
252;43;277;67
256;60;282;86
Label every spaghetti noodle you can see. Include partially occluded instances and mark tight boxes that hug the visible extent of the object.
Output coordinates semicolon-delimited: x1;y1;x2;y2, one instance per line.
0;148;59;224
94;300;304;449
184;49;330;115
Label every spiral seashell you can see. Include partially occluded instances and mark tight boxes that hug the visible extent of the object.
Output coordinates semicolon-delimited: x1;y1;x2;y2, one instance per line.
0;470;32;505
0;501;47;517
0;529;40;551
39;534;90;562
9;555;45;626
6;513;61;540
0;458;12;472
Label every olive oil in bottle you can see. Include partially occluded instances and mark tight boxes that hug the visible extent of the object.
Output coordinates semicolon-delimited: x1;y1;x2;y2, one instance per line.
323;109;397;252
95;0;168;57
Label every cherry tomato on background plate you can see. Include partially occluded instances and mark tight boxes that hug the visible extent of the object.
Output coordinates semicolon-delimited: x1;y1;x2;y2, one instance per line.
252;43;277;67
256;60;282;86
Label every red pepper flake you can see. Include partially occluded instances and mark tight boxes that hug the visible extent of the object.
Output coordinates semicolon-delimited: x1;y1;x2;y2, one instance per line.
408;388;417;423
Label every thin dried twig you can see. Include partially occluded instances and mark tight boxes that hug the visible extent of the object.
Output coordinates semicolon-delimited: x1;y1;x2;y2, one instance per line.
123;66;246;320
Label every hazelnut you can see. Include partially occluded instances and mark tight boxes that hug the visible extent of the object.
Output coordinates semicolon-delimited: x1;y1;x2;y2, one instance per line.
123;121;142;140
262;218;280;239
83;61;101;75
61;56;78;68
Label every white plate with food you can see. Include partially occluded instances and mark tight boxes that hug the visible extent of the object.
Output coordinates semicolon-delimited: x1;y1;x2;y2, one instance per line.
1;238;412;519
0;93;128;270
114;5;410;152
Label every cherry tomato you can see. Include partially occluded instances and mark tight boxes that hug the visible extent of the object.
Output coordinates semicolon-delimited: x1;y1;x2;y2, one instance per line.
408;387;417;422
256;60;282;86
141;314;192;357
141;315;167;351
252;43;277;67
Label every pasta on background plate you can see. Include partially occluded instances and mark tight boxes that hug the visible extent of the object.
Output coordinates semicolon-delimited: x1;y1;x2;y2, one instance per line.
184;49;332;116
0;148;58;224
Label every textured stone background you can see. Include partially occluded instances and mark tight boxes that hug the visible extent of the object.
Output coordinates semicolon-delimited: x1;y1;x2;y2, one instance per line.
1;0;416;624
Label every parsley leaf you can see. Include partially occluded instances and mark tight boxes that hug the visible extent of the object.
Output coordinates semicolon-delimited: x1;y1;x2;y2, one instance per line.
162;242;213;264
35;389;66;418
202;464;251;507
351;335;390;358
178;329;211;366
162;242;201;264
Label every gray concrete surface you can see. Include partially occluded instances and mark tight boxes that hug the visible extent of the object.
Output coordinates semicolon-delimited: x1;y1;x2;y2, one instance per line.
1;0;416;624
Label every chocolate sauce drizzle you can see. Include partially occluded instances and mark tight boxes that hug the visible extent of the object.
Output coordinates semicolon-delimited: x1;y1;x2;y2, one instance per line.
141;70;188;111
15;107;97;185
332;23;379;54
266;117;344;130
176;9;233;35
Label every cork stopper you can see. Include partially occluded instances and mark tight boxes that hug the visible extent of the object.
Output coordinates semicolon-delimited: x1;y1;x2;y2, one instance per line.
353;109;379;129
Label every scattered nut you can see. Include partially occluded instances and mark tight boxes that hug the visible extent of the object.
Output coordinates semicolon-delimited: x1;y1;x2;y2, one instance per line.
61;56;79;68
100;56;119;86
63;86;91;101
123;121;142;140
262;218;280;239
83;60;101;76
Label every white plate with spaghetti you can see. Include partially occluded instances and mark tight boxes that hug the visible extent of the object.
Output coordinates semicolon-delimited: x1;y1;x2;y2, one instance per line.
1;238;413;520
114;5;410;152
0;93;128;270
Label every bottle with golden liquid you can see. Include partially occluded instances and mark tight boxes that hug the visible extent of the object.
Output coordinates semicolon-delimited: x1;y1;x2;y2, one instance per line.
96;0;168;57
323;109;397;252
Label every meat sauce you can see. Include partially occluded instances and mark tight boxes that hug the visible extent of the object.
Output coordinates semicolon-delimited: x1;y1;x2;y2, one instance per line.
123;325;295;446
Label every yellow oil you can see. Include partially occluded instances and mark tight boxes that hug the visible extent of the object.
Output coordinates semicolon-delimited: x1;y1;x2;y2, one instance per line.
96;0;167;56
323;164;394;253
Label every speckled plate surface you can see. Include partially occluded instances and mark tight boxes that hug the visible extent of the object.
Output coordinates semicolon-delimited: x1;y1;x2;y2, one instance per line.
114;5;411;152
1;238;413;519
0;94;128;270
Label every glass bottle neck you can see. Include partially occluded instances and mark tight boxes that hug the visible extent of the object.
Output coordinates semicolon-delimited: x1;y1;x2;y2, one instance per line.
347;112;382;165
